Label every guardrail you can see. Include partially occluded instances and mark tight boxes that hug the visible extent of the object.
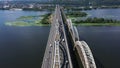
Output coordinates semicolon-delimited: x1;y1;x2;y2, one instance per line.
60;6;96;68
75;41;97;68
42;5;97;68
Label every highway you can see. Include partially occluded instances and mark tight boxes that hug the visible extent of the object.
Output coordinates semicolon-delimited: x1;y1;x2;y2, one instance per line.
41;6;73;68
41;5;96;68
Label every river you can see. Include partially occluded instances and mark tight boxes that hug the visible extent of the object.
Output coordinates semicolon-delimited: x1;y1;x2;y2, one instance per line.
0;10;50;68
0;9;120;68
83;8;120;20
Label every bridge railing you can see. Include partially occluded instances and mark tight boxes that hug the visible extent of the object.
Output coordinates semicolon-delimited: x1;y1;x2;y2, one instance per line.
42;6;97;68
75;41;97;68
60;7;97;68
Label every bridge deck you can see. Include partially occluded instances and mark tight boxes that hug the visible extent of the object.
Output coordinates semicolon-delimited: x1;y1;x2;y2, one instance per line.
41;5;96;68
41;6;73;68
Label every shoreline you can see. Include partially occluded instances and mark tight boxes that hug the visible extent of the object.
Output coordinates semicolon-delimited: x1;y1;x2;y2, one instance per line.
4;9;120;27
5;22;120;27
5;22;50;27
5;13;52;27
73;23;120;26
5;21;120;27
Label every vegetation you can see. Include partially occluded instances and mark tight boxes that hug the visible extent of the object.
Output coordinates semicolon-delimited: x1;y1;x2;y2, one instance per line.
23;8;43;11
66;11;120;26
41;13;52;24
5;13;52;26
5;21;32;26
66;11;87;17
72;17;120;26
65;0;120;6
16;15;40;20
23;7;55;11
74;23;120;26
73;18;120;23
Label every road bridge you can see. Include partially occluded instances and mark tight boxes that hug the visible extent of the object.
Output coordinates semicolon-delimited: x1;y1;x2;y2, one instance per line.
41;6;96;68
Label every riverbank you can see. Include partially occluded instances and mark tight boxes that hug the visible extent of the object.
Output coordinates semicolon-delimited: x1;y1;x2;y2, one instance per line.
5;21;50;26
5;9;120;27
5;13;52;26
71;18;120;26
67;10;120;26
73;23;120;26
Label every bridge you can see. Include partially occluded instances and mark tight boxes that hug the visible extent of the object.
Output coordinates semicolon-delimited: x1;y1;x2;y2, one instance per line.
41;6;96;68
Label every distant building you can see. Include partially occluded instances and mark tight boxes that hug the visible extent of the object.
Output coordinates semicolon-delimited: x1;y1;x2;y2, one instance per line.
89;6;93;9
3;5;9;8
29;4;34;8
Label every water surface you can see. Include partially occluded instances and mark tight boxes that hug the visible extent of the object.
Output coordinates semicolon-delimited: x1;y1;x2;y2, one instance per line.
0;9;120;68
77;26;120;68
83;8;120;20
0;10;50;68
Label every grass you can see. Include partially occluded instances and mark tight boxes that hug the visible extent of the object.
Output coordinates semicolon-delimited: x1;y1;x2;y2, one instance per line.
73;23;120;26
68;16;120;26
5;20;50;27
5;21;32;26
5;13;51;27
17;16;34;20
6;12;120;27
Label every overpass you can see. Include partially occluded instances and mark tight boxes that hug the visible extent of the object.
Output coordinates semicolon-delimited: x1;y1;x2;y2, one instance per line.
41;6;96;68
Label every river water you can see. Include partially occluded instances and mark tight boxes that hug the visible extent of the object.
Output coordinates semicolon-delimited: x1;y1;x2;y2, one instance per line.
0;9;120;68
0;10;50;68
83;8;120;20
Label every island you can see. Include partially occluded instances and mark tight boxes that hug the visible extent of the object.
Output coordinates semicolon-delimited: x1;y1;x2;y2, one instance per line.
5;10;120;26
66;11;120;26
5;13;52;26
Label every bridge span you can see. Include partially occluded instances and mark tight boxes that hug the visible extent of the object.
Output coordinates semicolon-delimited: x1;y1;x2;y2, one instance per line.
41;6;96;68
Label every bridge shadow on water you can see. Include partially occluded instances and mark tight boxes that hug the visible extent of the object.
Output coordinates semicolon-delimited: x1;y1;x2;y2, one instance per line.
61;9;84;68
64;24;84;68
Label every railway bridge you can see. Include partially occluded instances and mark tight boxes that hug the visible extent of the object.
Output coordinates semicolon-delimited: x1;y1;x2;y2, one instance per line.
41;6;96;68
